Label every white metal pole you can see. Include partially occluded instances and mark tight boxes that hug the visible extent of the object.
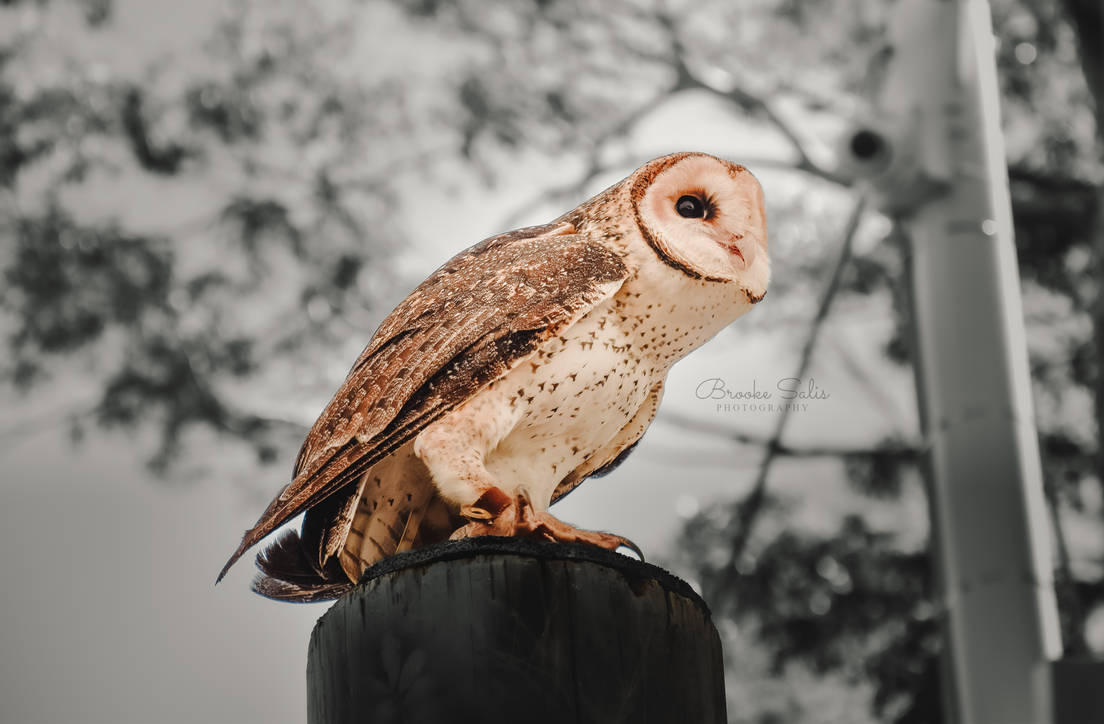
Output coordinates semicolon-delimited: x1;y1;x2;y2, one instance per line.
878;0;1064;722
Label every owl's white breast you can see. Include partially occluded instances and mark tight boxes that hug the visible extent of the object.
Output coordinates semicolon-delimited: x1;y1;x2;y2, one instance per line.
480;294;652;508
480;251;752;508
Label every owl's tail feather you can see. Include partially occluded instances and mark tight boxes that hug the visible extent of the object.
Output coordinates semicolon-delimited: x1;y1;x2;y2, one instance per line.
251;529;353;603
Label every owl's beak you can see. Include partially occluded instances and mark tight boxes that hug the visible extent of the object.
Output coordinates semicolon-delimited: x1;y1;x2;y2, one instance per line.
714;232;758;272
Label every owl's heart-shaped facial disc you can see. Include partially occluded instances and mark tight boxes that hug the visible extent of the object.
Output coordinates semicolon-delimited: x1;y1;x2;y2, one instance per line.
633;154;769;301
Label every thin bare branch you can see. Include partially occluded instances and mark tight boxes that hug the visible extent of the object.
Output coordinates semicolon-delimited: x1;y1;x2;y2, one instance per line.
722;194;868;569
652;5;849;186
1044;475;1089;654
683;74;848;186
497;82;679;229
657;409;919;460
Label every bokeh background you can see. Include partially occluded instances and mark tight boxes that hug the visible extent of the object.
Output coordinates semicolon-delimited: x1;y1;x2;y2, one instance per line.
0;1;1099;722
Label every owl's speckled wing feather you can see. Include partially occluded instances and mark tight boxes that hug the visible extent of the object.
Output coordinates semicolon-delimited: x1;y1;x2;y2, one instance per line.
217;221;629;581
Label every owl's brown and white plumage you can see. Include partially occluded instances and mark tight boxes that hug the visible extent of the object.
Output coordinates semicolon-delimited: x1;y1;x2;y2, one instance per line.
218;152;769;601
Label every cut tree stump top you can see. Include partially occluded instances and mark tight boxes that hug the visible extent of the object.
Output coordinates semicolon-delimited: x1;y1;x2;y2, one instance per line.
307;537;727;724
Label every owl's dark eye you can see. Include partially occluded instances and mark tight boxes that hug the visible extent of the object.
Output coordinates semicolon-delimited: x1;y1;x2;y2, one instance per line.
676;195;706;219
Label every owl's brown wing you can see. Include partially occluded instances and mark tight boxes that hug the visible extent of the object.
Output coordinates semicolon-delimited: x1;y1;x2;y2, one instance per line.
217;221;629;581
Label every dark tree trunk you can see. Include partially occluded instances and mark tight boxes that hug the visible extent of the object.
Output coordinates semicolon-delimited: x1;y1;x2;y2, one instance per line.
307;538;727;724
1060;0;1102;113
1061;0;1104;633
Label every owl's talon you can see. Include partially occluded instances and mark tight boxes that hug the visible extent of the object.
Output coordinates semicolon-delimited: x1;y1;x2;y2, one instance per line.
448;522;480;541
520;513;644;560
460;486;513;521
610;535;645;561
459;506;493;521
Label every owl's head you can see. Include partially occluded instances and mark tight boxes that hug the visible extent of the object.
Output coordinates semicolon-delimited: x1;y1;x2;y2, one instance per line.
630;153;769;303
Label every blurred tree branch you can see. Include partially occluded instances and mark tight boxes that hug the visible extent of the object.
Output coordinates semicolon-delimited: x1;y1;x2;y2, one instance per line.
659;409;920;463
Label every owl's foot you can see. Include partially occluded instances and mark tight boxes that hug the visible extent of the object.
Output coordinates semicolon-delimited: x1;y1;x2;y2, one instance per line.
519;506;645;560
450;486;644;559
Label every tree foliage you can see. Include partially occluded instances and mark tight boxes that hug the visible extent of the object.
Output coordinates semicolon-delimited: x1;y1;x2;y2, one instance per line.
1;0;417;469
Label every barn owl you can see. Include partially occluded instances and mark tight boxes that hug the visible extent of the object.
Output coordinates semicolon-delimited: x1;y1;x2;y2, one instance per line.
218;152;769;601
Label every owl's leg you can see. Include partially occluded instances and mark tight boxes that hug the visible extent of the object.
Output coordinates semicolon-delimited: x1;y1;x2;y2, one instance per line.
415;386;642;557
413;385;522;519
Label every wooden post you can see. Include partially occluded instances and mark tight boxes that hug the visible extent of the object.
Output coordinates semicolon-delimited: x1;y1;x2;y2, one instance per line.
307;537;727;724
879;1;1063;722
